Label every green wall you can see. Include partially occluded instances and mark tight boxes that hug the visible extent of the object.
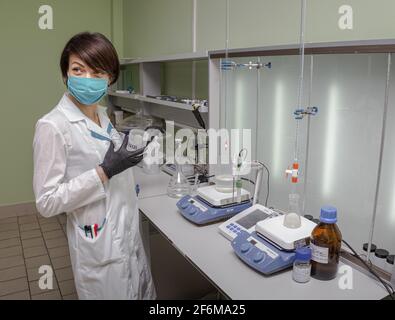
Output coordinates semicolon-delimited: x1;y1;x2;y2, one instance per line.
123;0;193;58
162;61;208;100
306;0;395;43
0;0;116;206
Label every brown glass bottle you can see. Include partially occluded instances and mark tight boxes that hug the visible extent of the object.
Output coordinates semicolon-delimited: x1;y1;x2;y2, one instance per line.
310;206;342;281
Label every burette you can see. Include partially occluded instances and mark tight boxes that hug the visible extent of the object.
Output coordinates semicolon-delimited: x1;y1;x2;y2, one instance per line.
220;0;231;165
289;0;307;198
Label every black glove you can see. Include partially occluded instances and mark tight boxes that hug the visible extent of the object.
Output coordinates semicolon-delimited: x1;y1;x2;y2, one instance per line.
100;135;145;180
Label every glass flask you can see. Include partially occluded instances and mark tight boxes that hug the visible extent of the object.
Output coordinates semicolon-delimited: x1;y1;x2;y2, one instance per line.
167;138;191;198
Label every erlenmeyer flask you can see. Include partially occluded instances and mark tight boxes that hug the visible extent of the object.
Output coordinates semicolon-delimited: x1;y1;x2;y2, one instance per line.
167;139;191;198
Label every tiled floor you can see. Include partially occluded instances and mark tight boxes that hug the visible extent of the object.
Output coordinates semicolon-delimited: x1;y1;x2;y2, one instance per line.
0;213;78;300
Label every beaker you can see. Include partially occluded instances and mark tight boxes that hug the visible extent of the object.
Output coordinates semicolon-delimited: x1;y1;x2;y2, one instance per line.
214;175;234;193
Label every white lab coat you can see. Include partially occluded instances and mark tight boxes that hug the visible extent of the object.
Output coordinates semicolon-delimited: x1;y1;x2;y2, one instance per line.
33;93;156;300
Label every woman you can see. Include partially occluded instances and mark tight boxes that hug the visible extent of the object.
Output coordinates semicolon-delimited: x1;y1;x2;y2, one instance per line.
33;32;156;300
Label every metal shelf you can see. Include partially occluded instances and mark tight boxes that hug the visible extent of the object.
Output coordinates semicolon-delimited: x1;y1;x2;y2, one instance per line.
108;92;208;113
120;51;208;65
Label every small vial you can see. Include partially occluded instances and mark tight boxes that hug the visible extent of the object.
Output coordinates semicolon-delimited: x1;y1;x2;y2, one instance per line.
386;255;394;274
113;110;124;125
361;242;377;261
293;247;312;283
373;249;389;270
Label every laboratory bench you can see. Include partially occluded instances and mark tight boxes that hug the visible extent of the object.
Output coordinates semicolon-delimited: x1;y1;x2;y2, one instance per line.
133;167;388;300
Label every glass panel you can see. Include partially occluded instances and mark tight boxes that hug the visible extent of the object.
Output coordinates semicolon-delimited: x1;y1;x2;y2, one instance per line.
307;53;388;250
218;53;389;252
373;54;395;255
220;57;259;160
256;55;311;210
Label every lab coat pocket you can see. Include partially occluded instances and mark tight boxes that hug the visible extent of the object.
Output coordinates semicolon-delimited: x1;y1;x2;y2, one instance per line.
75;220;123;269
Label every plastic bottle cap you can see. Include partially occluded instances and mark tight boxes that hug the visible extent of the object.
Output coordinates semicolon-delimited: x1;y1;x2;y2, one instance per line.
295;247;311;262
387;255;394;265
363;243;377;252
304;215;313;221
375;249;389;259
312;218;320;224
320;206;337;224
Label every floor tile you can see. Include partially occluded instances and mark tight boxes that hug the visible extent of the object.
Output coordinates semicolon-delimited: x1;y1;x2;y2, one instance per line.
20;229;42;240
62;293;78;300
0;223;19;232
57;215;67;225
18;216;38;224
1;211;74;301
25;255;51;269
0;290;30;300
0;265;26;282
48;246;70;259
40;223;61;232
0;217;17;224
0;245;23;259
58;279;76;296
31;290;62;300
0;255;24;270
45;237;68;249
21;237;44;249
0;230;20;241
38;216;59;225
0;277;28;296
17;212;38;217
23;246;48;259
43;230;65;240
27;267;41;282
19;222;40;232
27;264;56;283
54;267;74;282
29;278;59;296
51;255;71;270
0;238;21;249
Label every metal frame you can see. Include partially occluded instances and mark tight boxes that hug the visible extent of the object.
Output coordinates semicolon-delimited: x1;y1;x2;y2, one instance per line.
209;39;395;58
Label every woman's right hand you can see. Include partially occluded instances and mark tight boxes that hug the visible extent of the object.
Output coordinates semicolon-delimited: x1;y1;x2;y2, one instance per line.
99;135;145;180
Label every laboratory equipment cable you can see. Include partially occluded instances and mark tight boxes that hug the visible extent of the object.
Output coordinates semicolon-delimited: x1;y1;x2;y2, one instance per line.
241;177;255;185
342;239;394;300
258;162;270;207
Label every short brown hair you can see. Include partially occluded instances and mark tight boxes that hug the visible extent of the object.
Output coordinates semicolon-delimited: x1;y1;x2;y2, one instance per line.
60;32;120;85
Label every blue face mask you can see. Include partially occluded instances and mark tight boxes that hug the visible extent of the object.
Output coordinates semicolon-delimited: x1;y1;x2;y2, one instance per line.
67;76;109;105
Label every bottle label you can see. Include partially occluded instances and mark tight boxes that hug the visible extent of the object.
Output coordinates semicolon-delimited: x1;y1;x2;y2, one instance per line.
311;243;329;264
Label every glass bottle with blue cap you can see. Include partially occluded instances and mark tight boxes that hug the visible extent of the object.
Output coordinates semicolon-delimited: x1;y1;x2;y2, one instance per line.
293;247;312;283
310;206;342;281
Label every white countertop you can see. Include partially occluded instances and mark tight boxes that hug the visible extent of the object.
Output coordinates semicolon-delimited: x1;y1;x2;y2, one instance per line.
133;168;388;300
